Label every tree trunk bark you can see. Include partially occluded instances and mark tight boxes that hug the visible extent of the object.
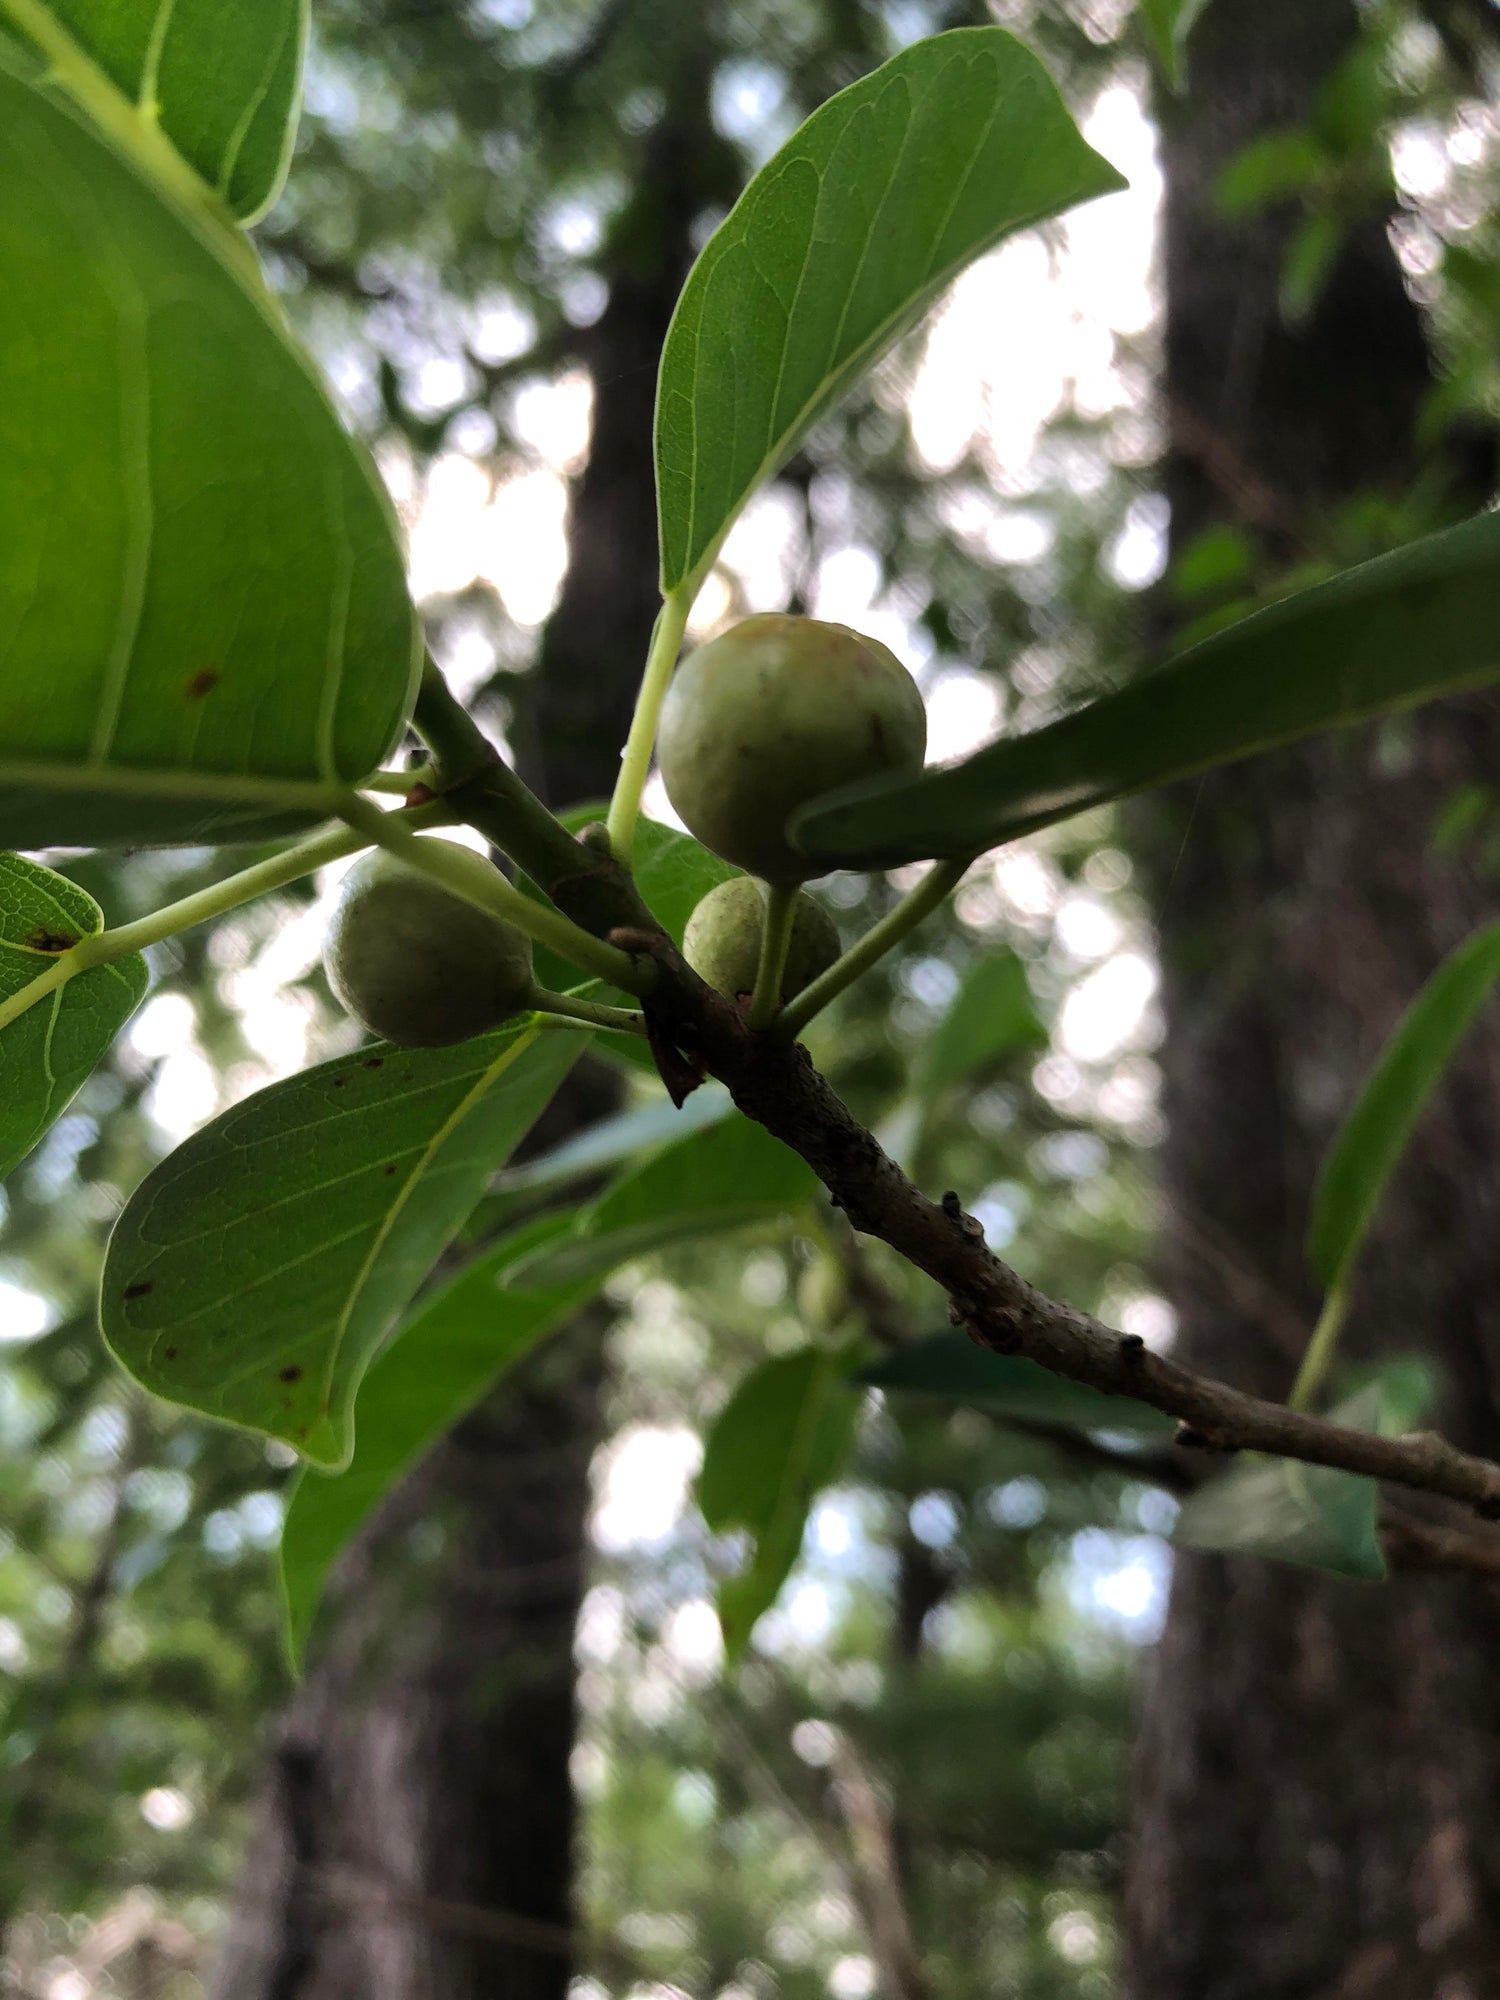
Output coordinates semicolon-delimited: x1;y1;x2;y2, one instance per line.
210;79;717;2000
1126;4;1500;1996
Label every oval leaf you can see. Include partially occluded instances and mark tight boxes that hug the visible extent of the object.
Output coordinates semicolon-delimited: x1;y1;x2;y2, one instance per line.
0;854;147;1179
0;68;418;851
37;0;306;220
792;510;1500;869
504;1111;816;1291
102;1027;582;1468
280;1210;597;1668
655;27;1124;596
698;1344;861;1660
1309;918;1500;1292
860;1330;1173;1435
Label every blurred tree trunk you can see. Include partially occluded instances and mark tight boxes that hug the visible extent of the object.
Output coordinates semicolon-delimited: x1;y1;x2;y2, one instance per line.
1126;3;1500;1995
209;81;717;2000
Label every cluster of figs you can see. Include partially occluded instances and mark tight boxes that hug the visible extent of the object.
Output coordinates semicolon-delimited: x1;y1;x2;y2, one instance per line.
324;615;927;1047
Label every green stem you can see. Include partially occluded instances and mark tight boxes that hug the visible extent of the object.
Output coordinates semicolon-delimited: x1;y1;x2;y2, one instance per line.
531;988;649;1037
335;792;648;995
1287;1288;1349;1414
606;590;692;863
0;811;447;1038
362;765;438;796
775;858;971;1041
746;882;800;1031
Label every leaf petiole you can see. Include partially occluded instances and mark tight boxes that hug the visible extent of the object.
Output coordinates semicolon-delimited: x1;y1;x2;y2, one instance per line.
531;989;649;1037
605;589;693;864
774;856;971;1040
0;810;447;1038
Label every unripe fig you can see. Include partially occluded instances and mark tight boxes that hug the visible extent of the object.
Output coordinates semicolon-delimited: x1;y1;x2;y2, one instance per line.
323;839;534;1047
683;876;840;1004
657;614;926;882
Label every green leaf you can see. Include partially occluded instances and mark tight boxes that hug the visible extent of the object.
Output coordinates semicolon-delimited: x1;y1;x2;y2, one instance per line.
36;0;306;221
1175;1450;1384;1580
1173;1378;1421;1582
917;950;1046;1101
280;1211;597;1668
0;854;148;1180
101;1025;582;1468
0;67;418;851
792;510;1500;870
860;1330;1174;1436
496;1083;734;1196
698;1345;861;1660
655;27;1124;596
504;1111;816;1291
1308;918;1500;1292
1139;0;1212;91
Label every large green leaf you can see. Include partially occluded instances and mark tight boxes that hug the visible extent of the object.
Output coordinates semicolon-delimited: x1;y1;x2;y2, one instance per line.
654;28;1124;597
504;1112;816;1291
280;1212;597;1668
792;511;1500;870
1308;919;1500;1292
34;0;306;221
0;67;418;852
697;1344;862;1660
861;1330;1174;1436
0;854;148;1180
101;1026;582;1468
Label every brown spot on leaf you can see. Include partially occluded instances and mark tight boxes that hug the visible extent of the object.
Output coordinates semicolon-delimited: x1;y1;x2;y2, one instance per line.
279;1364;303;1384
185;669;220;700
164;1346;178;1361
384;1164;398;1177
363;1056;384;1070
331;1076;347;1088
27;928;78;954
122;1280;154;1301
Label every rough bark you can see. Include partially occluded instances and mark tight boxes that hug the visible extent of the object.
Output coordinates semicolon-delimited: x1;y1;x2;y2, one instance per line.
1126;4;1500;1995
210;71;717;2000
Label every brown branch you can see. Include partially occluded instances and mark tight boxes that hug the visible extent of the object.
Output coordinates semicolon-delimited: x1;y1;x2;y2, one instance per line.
415;670;1500;1525
830;1734;929;2000
1380;1512;1500;1580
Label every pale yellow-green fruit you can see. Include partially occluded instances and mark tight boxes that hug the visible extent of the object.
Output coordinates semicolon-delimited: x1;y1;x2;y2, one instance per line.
683;876;841;1004
657;614;927;882
323;839;535;1047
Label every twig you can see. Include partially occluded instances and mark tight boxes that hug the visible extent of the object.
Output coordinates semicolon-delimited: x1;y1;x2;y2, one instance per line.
830;1734;929;2000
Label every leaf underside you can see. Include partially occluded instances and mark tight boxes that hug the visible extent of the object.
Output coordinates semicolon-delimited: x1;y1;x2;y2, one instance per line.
0;853;147;1180
42;0;307;220
0;66;417;851
655;26;1124;596
792;509;1500;869
101;1025;582;1467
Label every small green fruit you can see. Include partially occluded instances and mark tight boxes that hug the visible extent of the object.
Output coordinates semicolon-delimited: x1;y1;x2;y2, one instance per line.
683;877;840;1004
657;614;927;882
323;839;534;1047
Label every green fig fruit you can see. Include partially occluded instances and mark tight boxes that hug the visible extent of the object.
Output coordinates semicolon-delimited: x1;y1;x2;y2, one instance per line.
323;839;535;1047
683;876;840;1004
657;614;926;882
